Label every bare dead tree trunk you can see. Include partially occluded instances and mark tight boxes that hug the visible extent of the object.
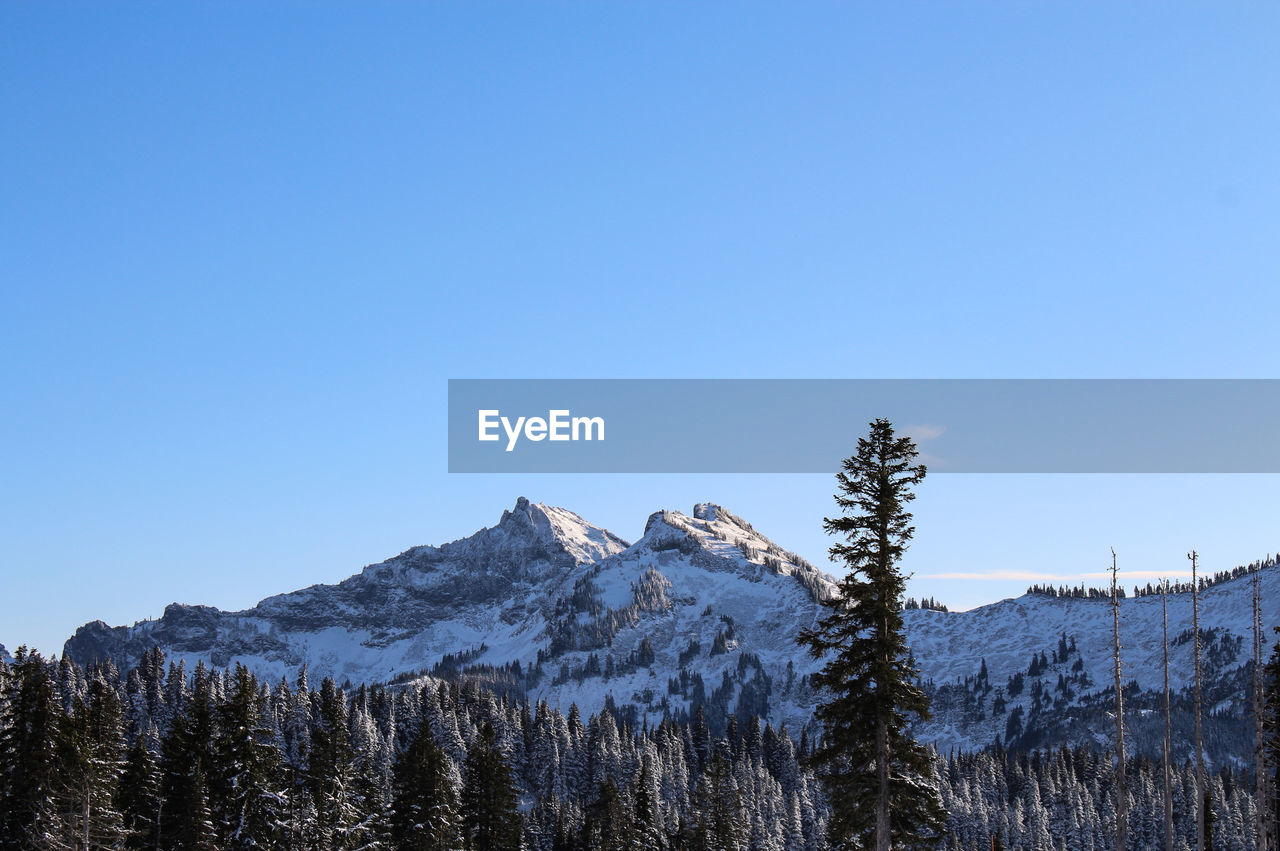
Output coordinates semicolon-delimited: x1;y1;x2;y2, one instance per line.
1255;568;1268;851
1112;548;1128;851
1190;549;1206;851
1164;578;1175;851
83;791;91;851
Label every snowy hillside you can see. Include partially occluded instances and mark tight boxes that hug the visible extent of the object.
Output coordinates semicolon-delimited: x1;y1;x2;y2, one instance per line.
908;570;1280;766
63;498;1278;765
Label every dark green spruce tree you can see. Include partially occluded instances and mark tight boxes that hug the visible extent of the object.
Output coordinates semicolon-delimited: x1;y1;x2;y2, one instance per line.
55;671;128;848
212;664;286;847
797;418;946;850
118;727;163;849
460;721;523;850
390;718;459;850
687;744;745;851
582;777;633;850
631;756;666;851
0;648;61;849
309;676;366;849
159;661;219;850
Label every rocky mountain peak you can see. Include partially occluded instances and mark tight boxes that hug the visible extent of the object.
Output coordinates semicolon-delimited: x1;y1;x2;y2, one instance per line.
691;502;721;521
485;497;629;566
642;504;776;557
691;503;758;534
498;495;544;532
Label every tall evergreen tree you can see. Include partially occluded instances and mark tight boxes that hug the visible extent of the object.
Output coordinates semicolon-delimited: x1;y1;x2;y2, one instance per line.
461;721;523;850
118;727;163;849
348;697;393;846
632;756;666;851
390;719;460;850
687;745;746;851
184;766;221;851
55;671;128;849
159;661;219;850
212;664;286;847
278;668;316;848
582;777;632;851
309;677;365;849
0;648;62;849
797;418;946;850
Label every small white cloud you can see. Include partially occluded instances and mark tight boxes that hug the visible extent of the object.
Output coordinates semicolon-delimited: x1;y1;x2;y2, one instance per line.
925;570;1064;582
904;423;946;441
916;451;948;469
924;569;1194;582
1079;570;1193;580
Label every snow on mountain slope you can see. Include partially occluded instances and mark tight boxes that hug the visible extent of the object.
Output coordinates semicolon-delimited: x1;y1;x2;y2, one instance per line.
61;498;1277;765
506;503;837;732
908;571;1279;696
906;569;1280;761
63;498;629;685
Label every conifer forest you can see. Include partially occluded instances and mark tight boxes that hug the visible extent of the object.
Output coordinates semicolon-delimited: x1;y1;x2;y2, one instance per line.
2;646;1278;850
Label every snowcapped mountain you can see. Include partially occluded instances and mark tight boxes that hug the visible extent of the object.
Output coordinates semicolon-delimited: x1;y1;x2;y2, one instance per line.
65;498;631;686
63;498;1278;766
64;499;835;731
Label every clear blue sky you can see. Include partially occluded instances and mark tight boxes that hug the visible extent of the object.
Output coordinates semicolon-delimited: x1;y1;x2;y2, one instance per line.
2;2;1278;656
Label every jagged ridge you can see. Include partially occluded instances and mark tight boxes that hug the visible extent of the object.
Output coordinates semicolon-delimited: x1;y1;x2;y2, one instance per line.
62;498;1279;767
